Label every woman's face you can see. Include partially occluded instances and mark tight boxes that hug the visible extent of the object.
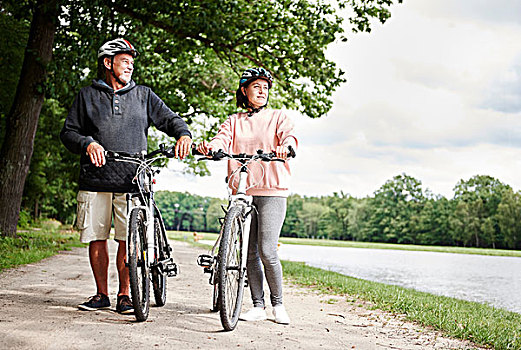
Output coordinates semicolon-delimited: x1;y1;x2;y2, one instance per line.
242;79;270;109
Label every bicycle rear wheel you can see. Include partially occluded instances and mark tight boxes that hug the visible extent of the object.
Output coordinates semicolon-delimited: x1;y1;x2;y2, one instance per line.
152;217;167;307
217;205;246;331
128;208;150;321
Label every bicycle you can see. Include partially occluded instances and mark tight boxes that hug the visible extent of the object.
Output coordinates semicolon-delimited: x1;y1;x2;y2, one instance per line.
196;146;295;331
106;144;179;322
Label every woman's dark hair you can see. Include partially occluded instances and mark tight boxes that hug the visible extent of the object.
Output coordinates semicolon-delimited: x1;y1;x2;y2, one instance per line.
236;84;250;109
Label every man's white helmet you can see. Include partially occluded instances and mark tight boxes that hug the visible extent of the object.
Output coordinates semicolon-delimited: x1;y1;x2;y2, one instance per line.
98;38;139;58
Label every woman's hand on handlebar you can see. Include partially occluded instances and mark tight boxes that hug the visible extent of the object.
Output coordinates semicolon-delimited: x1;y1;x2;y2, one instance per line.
276;145;297;160
196;141;213;156
87;142;106;167
175;135;192;159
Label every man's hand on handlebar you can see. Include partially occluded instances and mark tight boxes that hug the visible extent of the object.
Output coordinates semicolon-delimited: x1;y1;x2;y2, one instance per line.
87;142;106;167
175;135;192;159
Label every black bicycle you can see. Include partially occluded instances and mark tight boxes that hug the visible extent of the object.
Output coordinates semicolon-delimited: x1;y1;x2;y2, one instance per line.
106;144;178;321
196;146;295;331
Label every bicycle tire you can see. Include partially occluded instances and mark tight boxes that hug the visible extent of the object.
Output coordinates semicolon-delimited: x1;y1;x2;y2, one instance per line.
217;205;247;331
152;217;167;307
128;208;150;321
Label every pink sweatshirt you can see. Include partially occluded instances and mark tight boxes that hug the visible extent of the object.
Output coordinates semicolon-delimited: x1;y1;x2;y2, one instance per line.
208;109;298;197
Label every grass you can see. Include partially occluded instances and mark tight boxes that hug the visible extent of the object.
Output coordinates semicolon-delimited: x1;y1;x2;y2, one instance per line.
0;228;85;271
282;261;521;350
170;231;521;349
278;237;521;257
169;231;521;257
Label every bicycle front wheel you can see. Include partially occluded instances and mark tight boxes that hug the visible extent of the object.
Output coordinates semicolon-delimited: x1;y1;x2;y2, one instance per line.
152;217;167;307
128;208;150;321
217;205;247;331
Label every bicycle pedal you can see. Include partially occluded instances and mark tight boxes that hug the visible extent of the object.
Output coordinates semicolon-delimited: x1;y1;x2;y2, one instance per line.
164;260;178;277
197;254;214;268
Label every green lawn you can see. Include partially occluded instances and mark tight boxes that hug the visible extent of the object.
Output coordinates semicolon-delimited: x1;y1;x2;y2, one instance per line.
0;229;85;271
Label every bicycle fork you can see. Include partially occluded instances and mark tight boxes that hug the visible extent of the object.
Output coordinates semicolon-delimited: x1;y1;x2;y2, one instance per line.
125;194;153;271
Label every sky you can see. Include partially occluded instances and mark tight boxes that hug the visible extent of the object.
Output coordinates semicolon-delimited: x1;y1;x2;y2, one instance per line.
157;0;521;199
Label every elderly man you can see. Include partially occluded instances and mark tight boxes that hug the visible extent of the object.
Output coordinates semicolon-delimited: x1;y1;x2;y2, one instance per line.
60;38;192;314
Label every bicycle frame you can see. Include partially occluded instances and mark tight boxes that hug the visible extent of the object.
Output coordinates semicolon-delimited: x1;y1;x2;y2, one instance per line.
230;164;254;273
106;148;176;274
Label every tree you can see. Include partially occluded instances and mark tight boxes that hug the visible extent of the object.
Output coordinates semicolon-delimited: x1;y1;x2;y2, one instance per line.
347;197;373;241
0;0;403;236
496;189;521;250
298;201;329;238
0;0;59;236
205;198;228;233
416;197;453;246
318;192;352;240
281;194;305;237
451;175;511;248
368;173;425;244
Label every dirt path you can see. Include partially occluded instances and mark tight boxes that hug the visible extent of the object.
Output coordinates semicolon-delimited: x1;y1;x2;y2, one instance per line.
0;240;483;349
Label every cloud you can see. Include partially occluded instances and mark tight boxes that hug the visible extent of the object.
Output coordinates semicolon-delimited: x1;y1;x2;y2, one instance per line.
158;0;521;201
412;0;521;24
481;60;521;114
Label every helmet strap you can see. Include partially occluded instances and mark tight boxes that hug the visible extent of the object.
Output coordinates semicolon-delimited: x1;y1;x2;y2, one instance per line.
243;86;269;117
109;56;127;87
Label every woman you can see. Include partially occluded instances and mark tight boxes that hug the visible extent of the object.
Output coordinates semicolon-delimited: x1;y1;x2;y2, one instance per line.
197;67;298;325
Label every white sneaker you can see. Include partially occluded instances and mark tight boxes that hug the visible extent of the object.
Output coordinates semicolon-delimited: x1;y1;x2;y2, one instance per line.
273;304;290;324
239;307;267;321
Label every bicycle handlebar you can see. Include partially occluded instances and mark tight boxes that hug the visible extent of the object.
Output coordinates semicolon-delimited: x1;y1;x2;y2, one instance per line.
105;143;175;161
192;145;296;162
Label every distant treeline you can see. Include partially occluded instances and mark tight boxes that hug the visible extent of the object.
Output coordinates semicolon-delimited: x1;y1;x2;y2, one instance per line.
154;174;521;250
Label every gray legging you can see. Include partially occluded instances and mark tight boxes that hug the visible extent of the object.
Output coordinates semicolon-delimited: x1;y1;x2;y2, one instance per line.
246;196;287;308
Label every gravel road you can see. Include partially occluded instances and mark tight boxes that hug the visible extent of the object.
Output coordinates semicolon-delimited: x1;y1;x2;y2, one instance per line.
0;240;483;349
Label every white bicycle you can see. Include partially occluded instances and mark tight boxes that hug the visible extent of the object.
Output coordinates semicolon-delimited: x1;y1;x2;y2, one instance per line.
196;146;295;331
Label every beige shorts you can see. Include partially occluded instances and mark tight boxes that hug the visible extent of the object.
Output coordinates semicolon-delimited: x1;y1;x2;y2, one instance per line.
75;191;128;243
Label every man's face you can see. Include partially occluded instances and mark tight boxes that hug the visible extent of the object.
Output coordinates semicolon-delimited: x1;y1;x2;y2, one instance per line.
106;53;134;84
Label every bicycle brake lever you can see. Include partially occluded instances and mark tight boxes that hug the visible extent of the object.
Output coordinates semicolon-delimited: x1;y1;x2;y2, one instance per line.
213;150;227;160
164;146;175;158
288;145;296;158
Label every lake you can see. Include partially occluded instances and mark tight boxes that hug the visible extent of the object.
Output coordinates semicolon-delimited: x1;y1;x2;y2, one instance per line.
277;244;521;313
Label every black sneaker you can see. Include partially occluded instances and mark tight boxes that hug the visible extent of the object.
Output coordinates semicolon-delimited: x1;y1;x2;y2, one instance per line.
116;295;134;314
78;293;110;311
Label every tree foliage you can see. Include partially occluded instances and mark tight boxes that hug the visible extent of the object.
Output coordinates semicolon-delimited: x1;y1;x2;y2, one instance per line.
152;172;521;251
0;0;403;234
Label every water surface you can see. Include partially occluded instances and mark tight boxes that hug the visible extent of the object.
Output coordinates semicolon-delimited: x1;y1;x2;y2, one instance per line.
278;244;521;313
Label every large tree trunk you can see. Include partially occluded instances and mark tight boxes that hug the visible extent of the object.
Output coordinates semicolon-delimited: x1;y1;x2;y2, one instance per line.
0;0;58;237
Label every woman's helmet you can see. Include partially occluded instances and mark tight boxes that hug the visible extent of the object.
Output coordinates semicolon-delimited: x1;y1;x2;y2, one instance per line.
239;67;273;88
236;67;273;113
98;38;139;58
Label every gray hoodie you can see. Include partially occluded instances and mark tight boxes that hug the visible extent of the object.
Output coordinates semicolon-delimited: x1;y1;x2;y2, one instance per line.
60;79;191;192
